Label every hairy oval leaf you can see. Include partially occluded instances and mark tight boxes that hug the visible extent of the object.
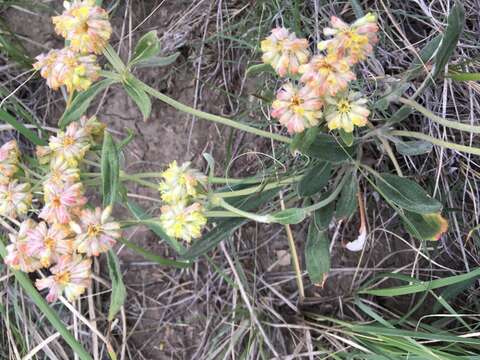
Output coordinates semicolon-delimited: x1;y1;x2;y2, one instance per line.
101;133;120;207
107;250;126;321
336;173;358;219
305;222;331;284
376;173;442;214
297;161;332;197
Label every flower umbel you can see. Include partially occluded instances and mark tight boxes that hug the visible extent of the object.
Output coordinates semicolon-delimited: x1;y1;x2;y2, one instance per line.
70;206;121;257
40;182;87;224
48;121;90;166
160;202;207;242
299;53;355;97
319;13;379;65
261;27;310;77
52;0;112;54
35;254;92;302
33;48;100;93
45;157;81;188
5;219;41;273
27;222;72;268
325;92;370;133
159;161;207;204
0;180;32;219
271;83;323;134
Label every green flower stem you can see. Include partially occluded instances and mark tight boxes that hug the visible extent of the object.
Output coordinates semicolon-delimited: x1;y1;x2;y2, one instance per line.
120;174;158;190
205;210;241;218
136;80;292;144
399;97;480;134
388;130;480;156
0;241;93;360
123;172;266;185
213;175;303;198
213;196;271;223
103;45;291;142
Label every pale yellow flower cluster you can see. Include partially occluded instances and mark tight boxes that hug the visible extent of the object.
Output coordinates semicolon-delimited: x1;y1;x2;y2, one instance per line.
34;1;112;94
159;161;207;242
0;140;32;219
262;13;378;134
4;117;121;303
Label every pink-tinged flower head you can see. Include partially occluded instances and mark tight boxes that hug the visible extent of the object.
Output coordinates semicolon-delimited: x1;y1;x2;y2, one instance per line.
299;53;356;96
70;206;120;256
52;0;112;54
0;180;32;219
271;83;323;134
45;157;81;188
35;254;92;302
33;48;100;93
325;92;370;133
0;140;20;184
261;27;310;77
26;222;73;268
319;13;378;65
40;182;87;224
5;219;42;272
48;121;90;166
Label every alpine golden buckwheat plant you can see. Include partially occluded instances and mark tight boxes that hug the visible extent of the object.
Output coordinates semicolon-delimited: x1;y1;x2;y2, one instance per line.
2;0;479;358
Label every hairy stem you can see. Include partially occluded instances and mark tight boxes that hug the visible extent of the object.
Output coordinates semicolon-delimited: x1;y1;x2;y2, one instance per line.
389;130;480;156
399;97;480;134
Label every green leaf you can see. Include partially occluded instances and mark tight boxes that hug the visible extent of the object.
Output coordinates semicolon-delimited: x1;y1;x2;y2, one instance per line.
125;200;186;255
183;190;278;260
297;161;332;197
270;208;306;224
246;63;275;77
130;30;161;66
447;71;480;81
313;200;335;231
402;211;448;241
349;0;364;18
133;52;180;69
0;240;93;360
303;133;354;163
432;2;465;79
123;78;152;121
291;127;321;154
101;133;120;207
306;221;331;284
59;79;117;128
336;173;358;219
107;250;126;321
376;173;442;214
339;129;354;147
432;277;476;313
359;267;480;297
395;140;433;156
0;109;47;146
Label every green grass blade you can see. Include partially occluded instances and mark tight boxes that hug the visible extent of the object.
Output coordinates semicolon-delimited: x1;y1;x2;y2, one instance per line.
359;268;480;296
0;241;93;360
0;109;47;146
